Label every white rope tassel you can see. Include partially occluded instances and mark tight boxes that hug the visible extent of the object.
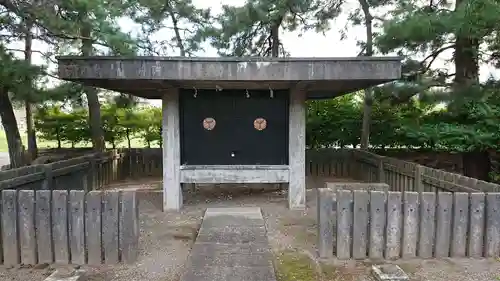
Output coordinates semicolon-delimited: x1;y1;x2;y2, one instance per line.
269;87;274;98
193;87;197;98
245;89;250;98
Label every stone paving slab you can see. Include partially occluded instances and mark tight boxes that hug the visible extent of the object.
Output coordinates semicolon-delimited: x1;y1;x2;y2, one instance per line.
188;249;273;267
201;216;264;227
180;207;276;281
196;228;269;244
204;207;263;217
190;242;272;255
182;265;276;281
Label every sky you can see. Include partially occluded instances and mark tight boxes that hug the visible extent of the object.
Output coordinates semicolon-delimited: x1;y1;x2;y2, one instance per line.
7;0;500;108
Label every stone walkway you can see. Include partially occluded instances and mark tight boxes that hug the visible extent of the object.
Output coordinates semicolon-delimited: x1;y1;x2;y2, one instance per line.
180;207;276;281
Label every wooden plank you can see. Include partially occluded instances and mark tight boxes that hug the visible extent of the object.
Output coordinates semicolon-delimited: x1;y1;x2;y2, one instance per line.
485;193;500;257
2;190;19;265
70;190;86;264
418;192;436;258
336;190;353;259
385;192;402;259
451;193;469;257
352;190;369;259
120;191;139;263
102;191;120;264
317;188;334;258
369;191;386;259
468;193;485;257
402;192;419;258
18;190;36;264
36;190;53;263
435;192;453;258
86;191;102;265
52;190;69;264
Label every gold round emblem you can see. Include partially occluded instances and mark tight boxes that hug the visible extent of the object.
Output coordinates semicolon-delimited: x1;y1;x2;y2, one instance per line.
254;118;267;131
202;117;216;130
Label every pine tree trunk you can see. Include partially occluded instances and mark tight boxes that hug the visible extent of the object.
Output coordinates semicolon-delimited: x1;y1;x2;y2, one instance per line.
168;5;186;57
359;0;373;150
0;87;26;168
454;0;482;178
126;129;131;148
81;23;105;152
24;20;37;161
454;0;479;87
270;22;280;57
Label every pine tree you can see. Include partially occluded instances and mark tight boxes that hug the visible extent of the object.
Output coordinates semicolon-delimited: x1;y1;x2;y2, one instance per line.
205;0;344;57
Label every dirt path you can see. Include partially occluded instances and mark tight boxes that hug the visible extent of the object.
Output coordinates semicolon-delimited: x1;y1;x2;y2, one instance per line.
1;182;500;281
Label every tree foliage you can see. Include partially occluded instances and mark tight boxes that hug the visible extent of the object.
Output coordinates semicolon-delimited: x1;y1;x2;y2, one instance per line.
34;104;162;149
205;0;344;57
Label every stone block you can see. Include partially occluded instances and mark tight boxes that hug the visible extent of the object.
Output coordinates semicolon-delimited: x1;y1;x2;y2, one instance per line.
371;265;409;281
44;269;86;281
201;216;264;228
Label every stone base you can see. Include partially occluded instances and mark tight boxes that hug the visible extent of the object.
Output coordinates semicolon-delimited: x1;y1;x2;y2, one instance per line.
44;269;86;281
371;265;409;281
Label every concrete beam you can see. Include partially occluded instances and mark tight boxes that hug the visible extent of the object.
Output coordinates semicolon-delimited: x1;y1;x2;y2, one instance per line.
57;56;401;82
179;165;290;184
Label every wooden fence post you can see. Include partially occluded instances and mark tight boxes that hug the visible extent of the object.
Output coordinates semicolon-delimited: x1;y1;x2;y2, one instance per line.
349;150;356;180
317;188;335;258
111;150;117;181
414;165;423;192
378;158;385;183
120;191;139;264
41;164;53;190
2;190;19;265
88;158;96;191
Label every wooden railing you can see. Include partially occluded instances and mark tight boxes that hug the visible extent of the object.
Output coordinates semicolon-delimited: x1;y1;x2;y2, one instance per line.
114;148;500;192
0;151;120;191
2;148;495;193
307;149;500;193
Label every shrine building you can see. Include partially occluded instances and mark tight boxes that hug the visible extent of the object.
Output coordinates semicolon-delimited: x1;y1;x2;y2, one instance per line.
56;57;401;211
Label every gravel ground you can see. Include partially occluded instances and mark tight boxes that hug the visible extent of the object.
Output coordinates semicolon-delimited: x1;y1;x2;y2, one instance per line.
1;180;499;281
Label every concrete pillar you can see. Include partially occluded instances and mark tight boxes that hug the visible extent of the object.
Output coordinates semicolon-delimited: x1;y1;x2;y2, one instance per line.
288;86;306;209
162;88;182;211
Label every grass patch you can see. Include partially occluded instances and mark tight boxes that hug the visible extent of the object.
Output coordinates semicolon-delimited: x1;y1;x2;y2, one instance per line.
275;251;317;281
274;250;363;281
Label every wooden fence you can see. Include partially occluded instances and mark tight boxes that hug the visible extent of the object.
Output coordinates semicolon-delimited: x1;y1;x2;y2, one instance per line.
317;186;500;259
116;148;162;179
0;189;138;265
0;151;120;191
107;148;500;193
307;149;500;193
4;148;496;193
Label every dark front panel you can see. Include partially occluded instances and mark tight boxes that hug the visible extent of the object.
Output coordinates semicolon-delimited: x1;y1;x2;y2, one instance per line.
180;89;289;165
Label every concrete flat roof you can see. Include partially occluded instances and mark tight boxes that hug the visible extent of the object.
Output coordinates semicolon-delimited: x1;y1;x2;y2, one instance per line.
57;56;402;99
